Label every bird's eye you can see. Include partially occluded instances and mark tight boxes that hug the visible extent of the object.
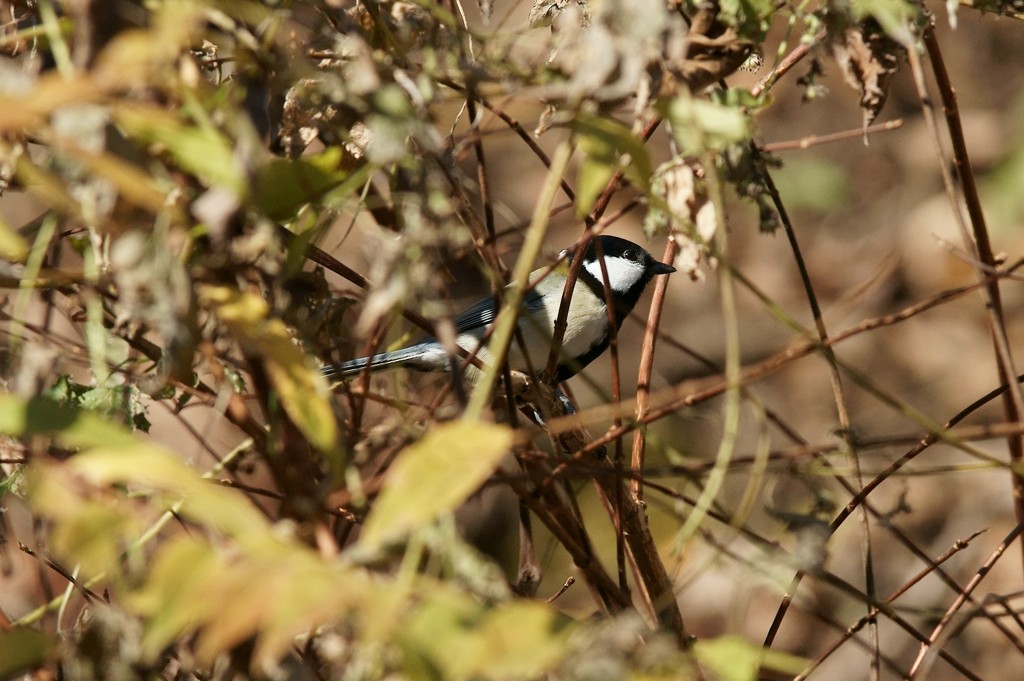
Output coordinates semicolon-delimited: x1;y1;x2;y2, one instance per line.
623;248;640;261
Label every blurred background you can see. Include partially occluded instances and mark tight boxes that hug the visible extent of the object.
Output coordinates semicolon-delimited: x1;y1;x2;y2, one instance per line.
3;3;1024;679
314;8;1024;679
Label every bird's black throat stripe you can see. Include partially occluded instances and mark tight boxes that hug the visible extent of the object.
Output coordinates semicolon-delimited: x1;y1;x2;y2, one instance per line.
554;330;610;383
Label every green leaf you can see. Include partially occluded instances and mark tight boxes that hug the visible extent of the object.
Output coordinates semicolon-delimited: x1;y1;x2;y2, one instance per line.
663;97;751;155
719;0;774;38
573;115;653;216
252;148;369;222
401;588;572;681
115;105;245;197
694;635;807;681
0;393;138;450
360;422;512;548
198;285;341;461
0;215;29;261
46;376;151;432
130;537;225;657
0;627;58;678
852;0;918;46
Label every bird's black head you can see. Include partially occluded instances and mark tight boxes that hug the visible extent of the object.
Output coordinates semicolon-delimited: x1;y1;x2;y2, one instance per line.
572;235;675;322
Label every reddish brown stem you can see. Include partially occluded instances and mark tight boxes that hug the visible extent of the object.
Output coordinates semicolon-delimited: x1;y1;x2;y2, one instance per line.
630;238;678;500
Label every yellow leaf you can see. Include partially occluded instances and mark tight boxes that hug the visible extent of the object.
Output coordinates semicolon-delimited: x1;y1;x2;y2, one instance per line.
472;601;571;678
0;628;58;678
70;446;270;537
361;422;512;548
0;216;29;261
400;589;572;681
0;74;99;133
131;537;227;658
198;286;341;458
115;106;246;197
60;145;175;216
253;148;368;221
694;635;807;681
0;394;269;539
0;393;137;450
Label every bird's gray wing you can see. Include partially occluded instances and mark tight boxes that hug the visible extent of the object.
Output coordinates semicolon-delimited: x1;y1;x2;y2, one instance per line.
451;295;497;334
451;288;547;335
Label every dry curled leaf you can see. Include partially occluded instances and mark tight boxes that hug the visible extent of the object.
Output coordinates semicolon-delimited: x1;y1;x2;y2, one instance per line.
830;22;903;129
528;0;591;29
644;160;716;281
663;5;755;96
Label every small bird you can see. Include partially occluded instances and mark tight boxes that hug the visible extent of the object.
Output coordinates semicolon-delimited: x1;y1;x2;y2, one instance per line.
322;235;675;384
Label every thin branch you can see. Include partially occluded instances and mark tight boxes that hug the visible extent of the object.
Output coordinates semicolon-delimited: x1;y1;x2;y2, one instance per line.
750;28;825;97
761;119;904;152
760;144;879;675
914;22;1024;573
630;238;679;501
796;530;990;681
907;523;1024;680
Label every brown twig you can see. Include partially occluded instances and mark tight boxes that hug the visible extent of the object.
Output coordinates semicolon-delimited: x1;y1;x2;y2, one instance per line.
919;23;1024;574
19;543;102;605
761;119;904;152
906;523;1024;680
796;530;990;681
750;28;826;97
546;576;576;603
533;262;1022;454
760;143;880;675
591;237;629;596
630;238;679;501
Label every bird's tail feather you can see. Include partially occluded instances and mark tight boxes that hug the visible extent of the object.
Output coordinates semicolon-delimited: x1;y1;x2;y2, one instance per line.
321;343;440;380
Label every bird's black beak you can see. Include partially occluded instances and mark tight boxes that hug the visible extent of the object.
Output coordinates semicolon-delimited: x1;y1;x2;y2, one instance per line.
651;261;676;275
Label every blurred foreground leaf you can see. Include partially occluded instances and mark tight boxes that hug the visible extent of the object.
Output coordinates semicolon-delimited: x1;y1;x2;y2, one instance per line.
770;156;851;213
47;375;151;432
0;627;58;679
199;285;341;459
115;105;246;197
361;422;512;548
130;533;377;670
852;0;919;46
694;635;807;681
253;148;370;221
0;216;29;261
401;591;571;681
0;393;138;450
573;114;654;216
664;96;751;154
3;392;360;670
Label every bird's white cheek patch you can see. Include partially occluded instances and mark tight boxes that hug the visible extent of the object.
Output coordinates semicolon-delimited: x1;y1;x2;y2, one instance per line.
584;256;645;293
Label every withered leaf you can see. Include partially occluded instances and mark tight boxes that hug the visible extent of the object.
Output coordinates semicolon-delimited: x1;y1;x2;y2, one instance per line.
830;22;903;129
